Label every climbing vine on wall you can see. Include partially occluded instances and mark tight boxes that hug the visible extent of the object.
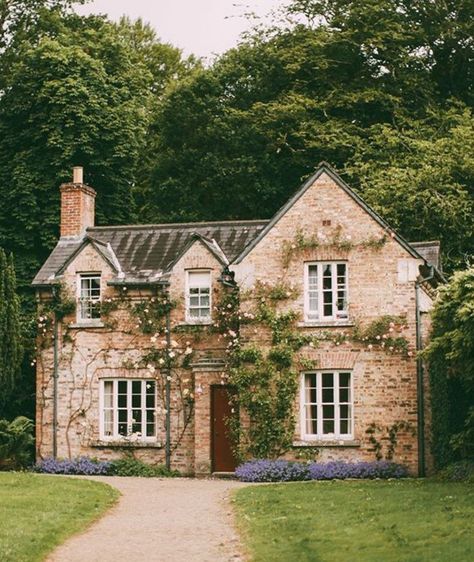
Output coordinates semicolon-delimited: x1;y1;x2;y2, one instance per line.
281;224;388;268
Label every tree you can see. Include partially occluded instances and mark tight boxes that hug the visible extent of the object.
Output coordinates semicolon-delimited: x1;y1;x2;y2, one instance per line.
0;248;23;416
139;1;472;270
424;267;474;467
346;105;474;271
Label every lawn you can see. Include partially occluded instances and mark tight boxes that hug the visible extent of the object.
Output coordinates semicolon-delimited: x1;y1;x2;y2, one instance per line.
234;480;474;562
0;473;119;562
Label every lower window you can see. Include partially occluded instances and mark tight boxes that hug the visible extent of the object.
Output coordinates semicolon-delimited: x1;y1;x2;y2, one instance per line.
100;379;156;440
301;371;353;440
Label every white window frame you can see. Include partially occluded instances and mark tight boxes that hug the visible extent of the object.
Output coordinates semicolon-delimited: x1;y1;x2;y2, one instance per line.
300;371;353;441
304;262;348;322
77;273;101;323
185;269;212;324
99;379;157;442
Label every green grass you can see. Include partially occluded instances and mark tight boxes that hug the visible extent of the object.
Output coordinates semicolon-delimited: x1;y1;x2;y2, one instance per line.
0;473;119;562
234;480;474;562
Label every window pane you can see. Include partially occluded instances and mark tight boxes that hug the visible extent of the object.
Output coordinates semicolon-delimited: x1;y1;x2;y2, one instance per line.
340;405;349;419
132;381;142;395
118;381;127;394
340;419;349;434
322;405;334;419
340;372;351;387
339;388;350;403
322;373;334;387
189;308;199;317
132;394;141;408
118;394;127;408
323;419;335;433
322;388;334;403
337;264;346;277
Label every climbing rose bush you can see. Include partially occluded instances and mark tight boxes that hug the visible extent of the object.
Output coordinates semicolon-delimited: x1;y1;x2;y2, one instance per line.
34;457;111;475
235;460;408;482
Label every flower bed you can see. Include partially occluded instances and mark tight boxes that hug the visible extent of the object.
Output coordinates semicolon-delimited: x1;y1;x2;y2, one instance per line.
33;456;180;477
235;459;408;482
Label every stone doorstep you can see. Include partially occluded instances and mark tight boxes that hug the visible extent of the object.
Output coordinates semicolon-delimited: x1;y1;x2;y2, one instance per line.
210;471;237;480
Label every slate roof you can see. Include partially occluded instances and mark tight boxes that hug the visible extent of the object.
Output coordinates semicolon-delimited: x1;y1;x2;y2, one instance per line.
32;220;268;286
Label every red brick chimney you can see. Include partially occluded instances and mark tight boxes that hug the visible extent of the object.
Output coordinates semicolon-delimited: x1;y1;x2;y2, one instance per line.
60;167;96;237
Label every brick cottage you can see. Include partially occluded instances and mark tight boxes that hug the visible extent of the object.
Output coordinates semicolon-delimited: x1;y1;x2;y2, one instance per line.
33;163;443;476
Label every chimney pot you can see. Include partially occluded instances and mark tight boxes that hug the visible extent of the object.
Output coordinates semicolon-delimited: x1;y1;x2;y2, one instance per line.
73;166;83;184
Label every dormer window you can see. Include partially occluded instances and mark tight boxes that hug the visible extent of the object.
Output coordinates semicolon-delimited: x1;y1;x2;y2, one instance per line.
186;270;211;323
304;262;348;322
78;273;101;321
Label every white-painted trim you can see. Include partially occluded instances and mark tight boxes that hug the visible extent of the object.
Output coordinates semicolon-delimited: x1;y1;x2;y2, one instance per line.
300;371;354;441
76;272;102;323
303;262;348;322
185;269;212;324
99;379;157;442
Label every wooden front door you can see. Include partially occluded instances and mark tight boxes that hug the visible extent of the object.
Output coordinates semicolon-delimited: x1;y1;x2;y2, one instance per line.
211;385;237;472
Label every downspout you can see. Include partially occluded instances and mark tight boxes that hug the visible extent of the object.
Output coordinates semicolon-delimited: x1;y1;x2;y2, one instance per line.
52;286;59;459
164;285;172;471
415;265;435;477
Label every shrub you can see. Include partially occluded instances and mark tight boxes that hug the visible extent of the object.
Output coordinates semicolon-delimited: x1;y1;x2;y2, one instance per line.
108;457;179;477
436;461;474;482
235;459;310;482
235;459;408;482
0;417;34;469
34;457;111;475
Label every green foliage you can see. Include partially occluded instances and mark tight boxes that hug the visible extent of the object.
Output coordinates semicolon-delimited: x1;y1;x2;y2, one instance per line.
140;1;472;271
436;461;474;483
234;480;474;562
365;421;415;461
0;472;118;562
108;455;180;477
354;315;410;356
0;416;34;469
424;268;474;467
281;226;387;267
0;249;23;415
132;295;176;334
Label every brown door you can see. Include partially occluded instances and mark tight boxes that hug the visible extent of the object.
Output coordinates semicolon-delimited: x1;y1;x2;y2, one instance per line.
211;385;237;472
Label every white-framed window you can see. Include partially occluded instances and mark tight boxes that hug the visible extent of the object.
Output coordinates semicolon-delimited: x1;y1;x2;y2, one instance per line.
300;371;353;440
185;270;211;323
77;273;101;321
304;262;348;322
100;379;156;441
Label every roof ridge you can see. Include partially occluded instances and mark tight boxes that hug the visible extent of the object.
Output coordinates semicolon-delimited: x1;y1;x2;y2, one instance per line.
87;219;269;231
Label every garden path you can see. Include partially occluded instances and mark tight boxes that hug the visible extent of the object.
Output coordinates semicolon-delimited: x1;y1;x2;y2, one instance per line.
47;476;248;562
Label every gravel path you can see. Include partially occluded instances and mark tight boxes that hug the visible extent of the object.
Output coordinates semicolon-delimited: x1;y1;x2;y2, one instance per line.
47;477;248;562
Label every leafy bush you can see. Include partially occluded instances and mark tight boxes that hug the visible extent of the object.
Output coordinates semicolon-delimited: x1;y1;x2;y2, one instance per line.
34;457;111;475
108;457;179;477
436;461;474;483
0;417;34;469
235;460;408;482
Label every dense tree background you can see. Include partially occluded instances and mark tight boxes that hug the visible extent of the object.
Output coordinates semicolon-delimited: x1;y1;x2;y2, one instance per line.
0;0;472;433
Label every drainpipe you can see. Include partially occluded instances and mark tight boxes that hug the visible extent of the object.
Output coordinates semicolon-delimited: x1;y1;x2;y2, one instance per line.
52;287;59;459
164;288;172;471
415;265;435;477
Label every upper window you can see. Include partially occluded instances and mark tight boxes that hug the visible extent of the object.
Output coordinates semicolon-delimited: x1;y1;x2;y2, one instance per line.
304;262;348;322
186;270;211;323
301;371;353;440
100;379;156;441
78;274;101;321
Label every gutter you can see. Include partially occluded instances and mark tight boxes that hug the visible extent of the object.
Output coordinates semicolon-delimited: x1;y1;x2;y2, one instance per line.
415;265;435;477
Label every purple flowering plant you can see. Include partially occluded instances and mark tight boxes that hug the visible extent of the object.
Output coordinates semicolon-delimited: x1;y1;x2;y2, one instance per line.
235;459;408;482
33;456;111;475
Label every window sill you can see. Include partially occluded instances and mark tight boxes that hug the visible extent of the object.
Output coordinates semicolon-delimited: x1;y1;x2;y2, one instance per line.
90;440;163;449
298;321;355;328
293;439;360;448
69;321;105;329
179;321;213;327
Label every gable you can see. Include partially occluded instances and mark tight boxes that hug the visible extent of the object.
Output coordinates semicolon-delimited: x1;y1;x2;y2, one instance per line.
233;164;423;265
